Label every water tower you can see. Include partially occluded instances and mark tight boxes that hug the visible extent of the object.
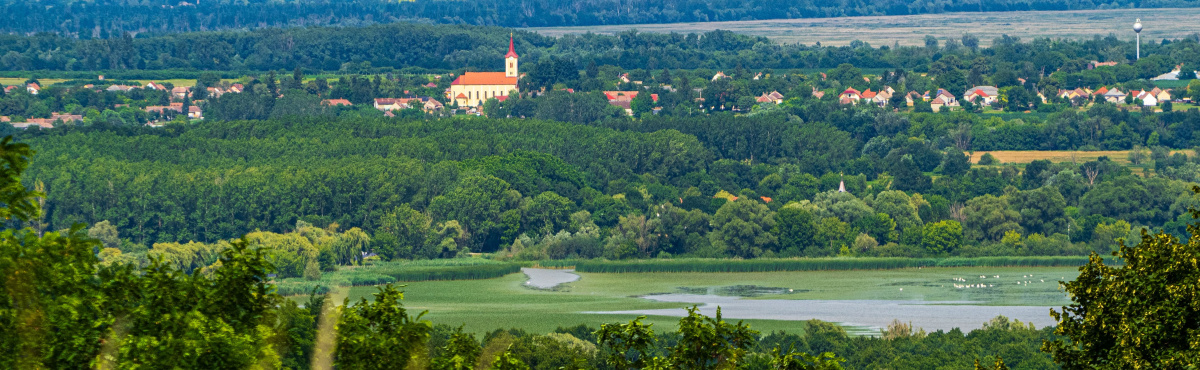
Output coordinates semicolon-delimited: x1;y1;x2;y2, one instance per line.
1134;19;1143;60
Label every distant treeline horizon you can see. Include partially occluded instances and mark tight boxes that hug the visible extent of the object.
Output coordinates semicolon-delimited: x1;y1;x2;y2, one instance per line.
3;0;1200;36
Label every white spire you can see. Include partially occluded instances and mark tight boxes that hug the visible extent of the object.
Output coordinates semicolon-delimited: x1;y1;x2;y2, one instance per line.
838;180;847;193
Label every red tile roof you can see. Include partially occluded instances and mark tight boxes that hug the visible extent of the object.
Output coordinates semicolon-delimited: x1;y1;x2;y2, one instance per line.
322;99;352;106
450;72;518;86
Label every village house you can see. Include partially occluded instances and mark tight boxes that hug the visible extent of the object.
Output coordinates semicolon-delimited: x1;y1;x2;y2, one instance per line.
930;89;959;111
755;91;785;105
374;98;409;111
963;86;999;106
1130;90;1158;106
1103;88;1127;104
603;91;658;115
145;82;167;91
711;72;730;81
839;88;862;105
446;36;520;107
26;83;40;95
904;91;924;106
106;85;135;93
322;99;353;107
171;86;191;100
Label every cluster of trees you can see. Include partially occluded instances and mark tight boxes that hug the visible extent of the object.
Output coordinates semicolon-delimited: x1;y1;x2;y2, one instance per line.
2;0;1196;35
14;111;1200;261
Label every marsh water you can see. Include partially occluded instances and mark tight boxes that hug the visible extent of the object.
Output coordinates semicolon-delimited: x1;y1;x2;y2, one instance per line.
588;294;1058;332
521;268;580;289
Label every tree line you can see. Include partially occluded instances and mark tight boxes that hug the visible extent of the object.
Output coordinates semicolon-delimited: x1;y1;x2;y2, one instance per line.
1;21;1198;78
2;0;1198;35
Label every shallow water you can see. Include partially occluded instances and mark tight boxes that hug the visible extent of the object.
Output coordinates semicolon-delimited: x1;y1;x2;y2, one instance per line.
587;294;1058;332
521;268;580;289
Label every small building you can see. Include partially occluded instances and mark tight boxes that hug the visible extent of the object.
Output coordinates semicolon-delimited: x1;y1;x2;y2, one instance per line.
964;86;999;106
26;83;40;95
930;89;960;111
839;88;862;105
1103;88;1127;103
322;99;353;107
603;91;658;115
171;86;191;100
711;72;730;81
374;98;410;111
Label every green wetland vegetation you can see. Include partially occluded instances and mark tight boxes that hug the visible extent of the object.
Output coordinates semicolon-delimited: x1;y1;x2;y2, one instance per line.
368;265;1079;334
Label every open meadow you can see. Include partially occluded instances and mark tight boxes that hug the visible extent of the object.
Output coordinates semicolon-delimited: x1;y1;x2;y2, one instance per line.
528;8;1200;46
344;265;1081;336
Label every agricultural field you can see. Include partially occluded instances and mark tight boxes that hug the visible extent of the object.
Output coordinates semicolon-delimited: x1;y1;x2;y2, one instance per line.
970;149;1194;165
344;265;1081;336
0;77;67;86
528;8;1200;46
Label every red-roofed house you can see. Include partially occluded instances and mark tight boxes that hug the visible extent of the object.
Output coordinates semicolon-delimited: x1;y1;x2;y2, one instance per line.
26;83;40;95
446;36;521;107
374;98;411;111
839;88;862;105
604;91;658;115
322;99;352;107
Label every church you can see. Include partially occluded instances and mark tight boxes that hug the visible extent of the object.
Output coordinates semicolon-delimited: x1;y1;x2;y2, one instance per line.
447;36;520;107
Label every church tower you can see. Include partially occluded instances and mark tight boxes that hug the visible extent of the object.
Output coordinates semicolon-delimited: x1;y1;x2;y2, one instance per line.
505;34;519;78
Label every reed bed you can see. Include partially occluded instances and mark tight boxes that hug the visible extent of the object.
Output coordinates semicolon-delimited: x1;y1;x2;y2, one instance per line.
274;258;520;296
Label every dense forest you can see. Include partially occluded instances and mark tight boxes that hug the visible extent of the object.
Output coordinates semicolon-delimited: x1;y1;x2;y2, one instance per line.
13;108;1200;266
3;0;1200;35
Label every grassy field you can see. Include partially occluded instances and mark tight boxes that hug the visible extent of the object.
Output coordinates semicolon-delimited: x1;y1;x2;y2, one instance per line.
0;77;68;86
970;149;1194;165
345;266;1081;335
528;8;1200;46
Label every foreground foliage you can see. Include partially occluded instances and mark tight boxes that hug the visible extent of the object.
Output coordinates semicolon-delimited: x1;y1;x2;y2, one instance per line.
1043;186;1200;368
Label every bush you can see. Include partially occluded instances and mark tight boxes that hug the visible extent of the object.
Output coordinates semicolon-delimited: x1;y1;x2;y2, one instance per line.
978;153;999;165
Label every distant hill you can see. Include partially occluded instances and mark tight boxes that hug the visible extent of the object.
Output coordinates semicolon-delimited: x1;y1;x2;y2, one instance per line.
3;0;1200;36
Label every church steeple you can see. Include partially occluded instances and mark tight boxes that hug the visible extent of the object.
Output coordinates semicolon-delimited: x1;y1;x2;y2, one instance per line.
505;33;519;78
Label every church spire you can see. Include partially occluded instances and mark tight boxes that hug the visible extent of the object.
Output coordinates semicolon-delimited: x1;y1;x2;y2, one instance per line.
505;33;519;59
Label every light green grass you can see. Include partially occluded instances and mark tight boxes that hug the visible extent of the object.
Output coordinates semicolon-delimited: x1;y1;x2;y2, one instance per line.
0;77;68;86
348;266;1080;335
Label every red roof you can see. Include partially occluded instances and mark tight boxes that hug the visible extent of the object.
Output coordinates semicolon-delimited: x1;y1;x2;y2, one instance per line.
861;89;877;99
1094;86;1108;95
842;88;861;95
451;72;518;86
505;35;519;59
322;99;352;106
455;93;467;99
496;96;509;102
974;89;989;98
